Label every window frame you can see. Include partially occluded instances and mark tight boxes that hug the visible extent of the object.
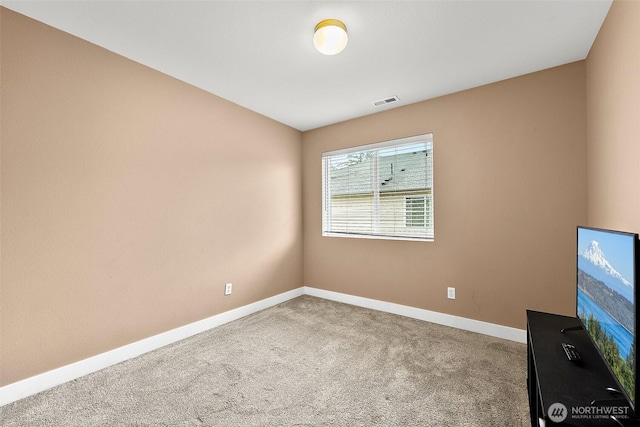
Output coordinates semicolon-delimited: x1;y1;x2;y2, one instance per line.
321;133;434;242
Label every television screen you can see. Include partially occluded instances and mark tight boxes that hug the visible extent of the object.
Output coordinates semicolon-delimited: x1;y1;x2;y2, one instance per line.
577;226;638;408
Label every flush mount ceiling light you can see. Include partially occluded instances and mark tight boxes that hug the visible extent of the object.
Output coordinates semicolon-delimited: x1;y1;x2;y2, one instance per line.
313;19;348;55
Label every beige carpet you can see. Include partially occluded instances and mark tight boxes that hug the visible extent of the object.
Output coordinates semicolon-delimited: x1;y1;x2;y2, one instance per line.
0;295;530;426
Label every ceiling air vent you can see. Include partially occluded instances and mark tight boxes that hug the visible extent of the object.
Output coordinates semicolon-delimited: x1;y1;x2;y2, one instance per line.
373;96;400;107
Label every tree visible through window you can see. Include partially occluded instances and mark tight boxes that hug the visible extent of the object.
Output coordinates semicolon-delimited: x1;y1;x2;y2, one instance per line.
322;134;433;241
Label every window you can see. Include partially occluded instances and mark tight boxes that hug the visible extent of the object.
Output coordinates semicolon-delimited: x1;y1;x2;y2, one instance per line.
405;196;429;228
322;133;433;241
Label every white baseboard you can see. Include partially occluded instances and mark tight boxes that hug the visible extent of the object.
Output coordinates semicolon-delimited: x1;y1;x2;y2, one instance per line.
303;286;527;344
0;287;304;407
1;285;526;407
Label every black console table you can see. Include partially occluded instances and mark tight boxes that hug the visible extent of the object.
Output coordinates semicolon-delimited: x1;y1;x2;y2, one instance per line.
527;310;637;426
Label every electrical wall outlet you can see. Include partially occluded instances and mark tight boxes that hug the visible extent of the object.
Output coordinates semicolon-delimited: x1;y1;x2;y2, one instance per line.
447;287;456;300
225;283;232;296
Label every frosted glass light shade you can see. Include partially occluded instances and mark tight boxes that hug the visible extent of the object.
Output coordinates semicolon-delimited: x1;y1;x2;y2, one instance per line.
313;19;348;55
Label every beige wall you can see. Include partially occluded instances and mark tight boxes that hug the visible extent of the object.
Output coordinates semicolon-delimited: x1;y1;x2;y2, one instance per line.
303;62;588;330
0;9;303;386
586;0;640;231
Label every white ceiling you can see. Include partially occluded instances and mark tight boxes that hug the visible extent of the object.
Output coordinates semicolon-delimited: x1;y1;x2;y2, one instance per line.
1;0;612;131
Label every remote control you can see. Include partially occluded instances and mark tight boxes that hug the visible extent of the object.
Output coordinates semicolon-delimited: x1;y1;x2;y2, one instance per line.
562;342;582;362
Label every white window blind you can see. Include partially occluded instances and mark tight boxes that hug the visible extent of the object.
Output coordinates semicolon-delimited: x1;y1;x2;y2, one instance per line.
322;134;433;241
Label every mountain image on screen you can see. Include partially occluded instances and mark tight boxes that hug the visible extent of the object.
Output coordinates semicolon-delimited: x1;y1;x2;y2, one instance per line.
578;237;635;401
580;240;634;303
578;269;634;335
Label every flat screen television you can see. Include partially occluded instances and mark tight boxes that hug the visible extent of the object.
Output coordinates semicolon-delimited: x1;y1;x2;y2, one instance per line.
577;226;639;410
